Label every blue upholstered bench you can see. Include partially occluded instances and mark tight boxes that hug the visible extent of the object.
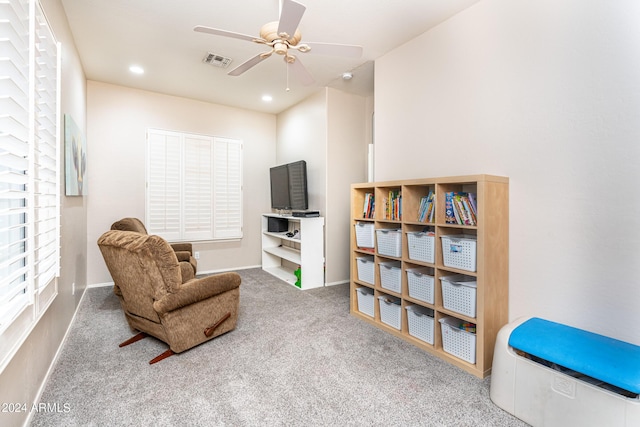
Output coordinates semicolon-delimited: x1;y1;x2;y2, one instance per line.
508;317;640;395
490;317;640;427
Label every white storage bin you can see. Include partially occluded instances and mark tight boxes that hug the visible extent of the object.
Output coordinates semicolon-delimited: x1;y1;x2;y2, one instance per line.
491;317;640;427
355;287;375;317
439;316;477;364
354;222;375;249
440;234;477;272
406;267;435;304
376;229;402;257
379;261;401;293
356;256;375;284
406;305;435;344
440;274;477;318
378;295;401;330
407;231;435;263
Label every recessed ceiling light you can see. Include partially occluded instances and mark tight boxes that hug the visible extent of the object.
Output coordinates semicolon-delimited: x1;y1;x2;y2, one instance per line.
129;65;144;75
262;95;273;102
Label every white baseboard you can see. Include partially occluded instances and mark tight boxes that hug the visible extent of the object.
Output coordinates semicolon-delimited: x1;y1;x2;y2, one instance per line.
86;265;263;288
88;281;114;288
325;279;350;287
195;264;262;276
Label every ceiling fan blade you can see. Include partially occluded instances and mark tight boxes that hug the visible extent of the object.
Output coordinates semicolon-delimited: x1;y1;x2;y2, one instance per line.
228;53;270;76
194;25;262;43
288;57;315;86
303;42;363;58
277;0;306;38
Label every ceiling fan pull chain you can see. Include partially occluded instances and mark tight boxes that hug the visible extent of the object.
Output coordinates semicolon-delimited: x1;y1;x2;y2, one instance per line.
286;60;290;92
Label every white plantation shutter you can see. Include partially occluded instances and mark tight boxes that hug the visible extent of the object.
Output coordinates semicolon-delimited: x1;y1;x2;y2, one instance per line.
146;130;181;241
213;138;242;239
183;134;213;240
146;129;242;242
32;2;60;293
1;0;60;371
1;0;31;326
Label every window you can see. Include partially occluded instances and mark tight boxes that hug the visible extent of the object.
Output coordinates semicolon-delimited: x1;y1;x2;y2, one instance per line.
146;129;242;242
0;0;61;372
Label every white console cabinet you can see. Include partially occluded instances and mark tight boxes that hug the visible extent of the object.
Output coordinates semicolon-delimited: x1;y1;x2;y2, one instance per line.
261;214;325;289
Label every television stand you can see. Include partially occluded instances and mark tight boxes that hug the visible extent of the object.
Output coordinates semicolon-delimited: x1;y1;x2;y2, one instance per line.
261;213;325;289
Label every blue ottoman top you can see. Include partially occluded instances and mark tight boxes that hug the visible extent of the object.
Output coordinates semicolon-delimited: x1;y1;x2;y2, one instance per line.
509;317;640;395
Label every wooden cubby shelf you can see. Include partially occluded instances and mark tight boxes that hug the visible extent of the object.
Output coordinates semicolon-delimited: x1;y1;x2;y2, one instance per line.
350;175;509;378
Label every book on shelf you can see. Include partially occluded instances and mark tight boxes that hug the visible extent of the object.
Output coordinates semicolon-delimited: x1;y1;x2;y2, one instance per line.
417;191;435;223
384;190;402;220
445;192;456;224
446;191;478;225
468;192;478;216
362;192;375;219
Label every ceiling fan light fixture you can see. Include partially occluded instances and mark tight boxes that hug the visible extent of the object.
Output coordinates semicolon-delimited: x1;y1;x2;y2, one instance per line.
274;42;288;55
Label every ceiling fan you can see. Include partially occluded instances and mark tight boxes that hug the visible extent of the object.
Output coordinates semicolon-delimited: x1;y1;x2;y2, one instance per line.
194;0;363;87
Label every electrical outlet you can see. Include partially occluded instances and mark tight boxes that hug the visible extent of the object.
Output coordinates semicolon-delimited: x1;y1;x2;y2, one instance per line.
194;251;200;259
72;282;75;295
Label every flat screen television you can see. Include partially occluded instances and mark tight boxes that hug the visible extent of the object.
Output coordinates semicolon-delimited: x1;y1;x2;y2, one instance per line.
269;160;308;211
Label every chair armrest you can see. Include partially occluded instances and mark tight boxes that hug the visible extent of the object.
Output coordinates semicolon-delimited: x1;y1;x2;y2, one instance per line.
170;243;192;254
174;250;191;262
153;272;241;315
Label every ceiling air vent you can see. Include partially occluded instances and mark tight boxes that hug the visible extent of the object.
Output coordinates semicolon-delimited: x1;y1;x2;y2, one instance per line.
202;52;232;68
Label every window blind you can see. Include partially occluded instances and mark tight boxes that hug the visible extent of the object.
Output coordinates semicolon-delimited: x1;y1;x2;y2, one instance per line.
32;2;60;293
183;134;213;240
146;129;242;242
147;130;181;241
213;137;242;239
0;0;60;372
1;0;32;331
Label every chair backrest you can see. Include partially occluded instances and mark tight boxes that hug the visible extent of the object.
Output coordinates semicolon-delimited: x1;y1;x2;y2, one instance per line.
97;230;182;323
111;217;148;234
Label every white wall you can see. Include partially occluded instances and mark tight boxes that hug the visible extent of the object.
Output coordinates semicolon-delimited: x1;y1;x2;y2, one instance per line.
326;88;370;284
276;89;328;213
87;81;276;284
374;0;640;344
277;88;370;285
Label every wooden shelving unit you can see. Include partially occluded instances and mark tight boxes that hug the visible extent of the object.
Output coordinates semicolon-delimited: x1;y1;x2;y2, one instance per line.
350;175;509;378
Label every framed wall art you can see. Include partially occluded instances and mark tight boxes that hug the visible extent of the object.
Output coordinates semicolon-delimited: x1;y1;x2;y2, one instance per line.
64;114;87;196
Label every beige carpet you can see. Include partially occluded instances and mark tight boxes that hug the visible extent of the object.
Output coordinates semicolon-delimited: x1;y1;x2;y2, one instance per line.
31;268;527;426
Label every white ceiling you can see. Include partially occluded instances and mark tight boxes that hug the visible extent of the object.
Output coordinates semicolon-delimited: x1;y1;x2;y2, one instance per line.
60;0;480;114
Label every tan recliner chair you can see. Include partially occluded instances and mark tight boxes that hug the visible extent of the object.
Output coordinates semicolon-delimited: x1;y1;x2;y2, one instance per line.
110;217;198;277
97;230;241;364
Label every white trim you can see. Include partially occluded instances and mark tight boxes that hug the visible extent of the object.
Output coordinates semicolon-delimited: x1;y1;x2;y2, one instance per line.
0;0;61;375
194;265;261;277
325;280;350;287
87;265;262;288
87;282;114;289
